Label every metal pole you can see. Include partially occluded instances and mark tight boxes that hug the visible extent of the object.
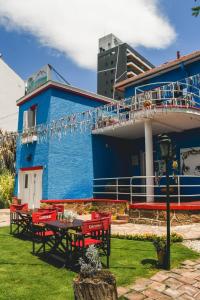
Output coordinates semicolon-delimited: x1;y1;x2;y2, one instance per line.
166;159;171;270
178;176;181;205
116;178;119;201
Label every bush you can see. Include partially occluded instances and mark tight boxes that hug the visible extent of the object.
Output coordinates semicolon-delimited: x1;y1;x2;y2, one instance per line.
79;245;102;277
111;232;183;243
0;171;14;208
152;236;167;252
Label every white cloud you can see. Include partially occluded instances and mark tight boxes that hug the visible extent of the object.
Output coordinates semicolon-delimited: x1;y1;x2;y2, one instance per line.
0;0;176;70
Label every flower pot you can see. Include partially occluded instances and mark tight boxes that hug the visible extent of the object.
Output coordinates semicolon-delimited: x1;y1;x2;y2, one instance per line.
157;249;167;267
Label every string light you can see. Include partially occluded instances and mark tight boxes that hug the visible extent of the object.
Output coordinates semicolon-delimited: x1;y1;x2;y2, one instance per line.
0;80;199;146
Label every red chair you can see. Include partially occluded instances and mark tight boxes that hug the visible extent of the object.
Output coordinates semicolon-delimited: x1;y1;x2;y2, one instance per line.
52;204;64;219
10;203;28;234
68;219;110;268
91;211;111;221
32;210;57;255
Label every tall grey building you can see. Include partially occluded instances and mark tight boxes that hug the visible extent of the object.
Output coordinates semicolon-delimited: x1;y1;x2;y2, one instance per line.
97;34;154;100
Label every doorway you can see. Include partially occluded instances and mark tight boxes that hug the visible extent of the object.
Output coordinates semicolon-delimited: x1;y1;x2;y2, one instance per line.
18;169;43;209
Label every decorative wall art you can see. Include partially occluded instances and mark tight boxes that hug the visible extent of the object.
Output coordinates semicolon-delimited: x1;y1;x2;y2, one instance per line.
180;147;200;175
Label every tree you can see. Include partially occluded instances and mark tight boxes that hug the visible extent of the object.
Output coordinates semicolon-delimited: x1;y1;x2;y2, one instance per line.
0;129;16;174
192;0;200;16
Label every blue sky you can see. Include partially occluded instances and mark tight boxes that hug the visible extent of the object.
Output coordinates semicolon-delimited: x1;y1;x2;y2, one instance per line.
0;0;199;93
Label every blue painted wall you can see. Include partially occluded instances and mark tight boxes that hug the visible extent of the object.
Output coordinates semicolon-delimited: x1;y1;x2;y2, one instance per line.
15;89;52;197
47;89;101;199
15;86;105;200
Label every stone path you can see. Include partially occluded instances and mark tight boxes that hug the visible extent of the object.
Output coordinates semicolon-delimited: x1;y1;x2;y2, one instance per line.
0;209;10;227
118;259;200;299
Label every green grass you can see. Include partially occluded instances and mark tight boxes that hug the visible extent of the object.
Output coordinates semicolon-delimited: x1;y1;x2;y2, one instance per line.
0;227;199;300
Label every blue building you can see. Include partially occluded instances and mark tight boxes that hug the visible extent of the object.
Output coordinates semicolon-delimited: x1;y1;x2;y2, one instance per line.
15;51;200;208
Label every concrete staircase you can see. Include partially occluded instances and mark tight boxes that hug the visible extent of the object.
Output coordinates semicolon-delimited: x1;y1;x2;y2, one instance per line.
112;214;129;225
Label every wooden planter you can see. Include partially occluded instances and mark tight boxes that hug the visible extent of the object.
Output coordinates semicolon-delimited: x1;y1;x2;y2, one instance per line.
157;249;167;267
73;271;118;300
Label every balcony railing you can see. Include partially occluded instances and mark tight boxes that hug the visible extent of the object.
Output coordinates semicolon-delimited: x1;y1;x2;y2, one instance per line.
21;127;38;144
92;81;200;131
93;175;200;204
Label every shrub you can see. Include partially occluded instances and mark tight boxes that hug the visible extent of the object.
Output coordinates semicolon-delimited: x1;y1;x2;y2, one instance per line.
111;232;183;243
0;171;14;208
79;245;102;277
152;236;167;252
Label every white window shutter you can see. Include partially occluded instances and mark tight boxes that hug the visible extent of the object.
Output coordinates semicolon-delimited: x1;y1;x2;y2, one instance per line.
23;111;28;130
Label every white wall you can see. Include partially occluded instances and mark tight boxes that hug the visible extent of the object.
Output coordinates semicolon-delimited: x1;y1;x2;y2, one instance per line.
0;58;25;131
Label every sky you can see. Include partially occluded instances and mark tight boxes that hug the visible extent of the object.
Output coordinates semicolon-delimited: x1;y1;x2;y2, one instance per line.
0;0;199;93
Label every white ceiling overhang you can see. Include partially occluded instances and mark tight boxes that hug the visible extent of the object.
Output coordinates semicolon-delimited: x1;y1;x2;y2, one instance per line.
92;107;200;139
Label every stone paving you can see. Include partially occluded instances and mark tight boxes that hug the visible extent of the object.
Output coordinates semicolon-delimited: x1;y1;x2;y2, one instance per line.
117;259;200;299
0;209;10;227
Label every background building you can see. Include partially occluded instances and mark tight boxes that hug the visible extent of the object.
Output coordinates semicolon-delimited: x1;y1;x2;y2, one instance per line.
0;56;25;131
97;33;154;100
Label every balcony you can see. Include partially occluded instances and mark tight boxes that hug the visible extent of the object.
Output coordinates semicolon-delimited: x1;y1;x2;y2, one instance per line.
92;81;200;138
21;128;38;144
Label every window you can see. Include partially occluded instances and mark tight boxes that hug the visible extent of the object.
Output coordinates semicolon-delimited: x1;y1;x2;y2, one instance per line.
111;60;114;65
24;174;28;189
23;106;36;130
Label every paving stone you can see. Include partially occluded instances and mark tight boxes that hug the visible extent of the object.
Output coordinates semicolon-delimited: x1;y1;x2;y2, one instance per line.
193;281;200;288
183;271;200;279
129;278;152;292
177;284;199;296
124;291;146;300
150;272;169;283
148;281;166;292
195;292;200;299
194;264;200;269
143;288;171;299
164;287;183;298
164;277;183;289
167;272;182;280
177;294;195;300
178;276;197;285
117;286;130;297
171;268;189;275
182;260;197;266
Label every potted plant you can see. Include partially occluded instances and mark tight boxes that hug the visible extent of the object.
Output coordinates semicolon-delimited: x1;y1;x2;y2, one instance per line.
152;236;167;267
73;245;118;300
63;210;77;223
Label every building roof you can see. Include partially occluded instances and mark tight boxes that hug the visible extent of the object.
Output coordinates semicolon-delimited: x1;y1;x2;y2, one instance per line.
115;50;200;91
17;80;115;106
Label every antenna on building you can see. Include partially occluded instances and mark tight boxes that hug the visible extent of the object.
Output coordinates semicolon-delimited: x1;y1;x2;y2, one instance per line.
49;64;71;85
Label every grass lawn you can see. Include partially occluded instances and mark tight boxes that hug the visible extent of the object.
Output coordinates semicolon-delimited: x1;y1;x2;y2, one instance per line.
0;226;199;300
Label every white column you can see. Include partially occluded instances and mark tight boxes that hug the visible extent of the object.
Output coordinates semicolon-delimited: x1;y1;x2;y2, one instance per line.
144;120;154;202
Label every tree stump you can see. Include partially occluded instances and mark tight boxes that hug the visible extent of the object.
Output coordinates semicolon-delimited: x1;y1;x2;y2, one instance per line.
73;270;118;300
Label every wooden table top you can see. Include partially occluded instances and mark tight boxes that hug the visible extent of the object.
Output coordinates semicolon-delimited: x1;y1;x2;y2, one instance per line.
44;219;83;230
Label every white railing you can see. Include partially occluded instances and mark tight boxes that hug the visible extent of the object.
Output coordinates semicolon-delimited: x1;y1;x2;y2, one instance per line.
93;175;200;204
93;81;200;131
